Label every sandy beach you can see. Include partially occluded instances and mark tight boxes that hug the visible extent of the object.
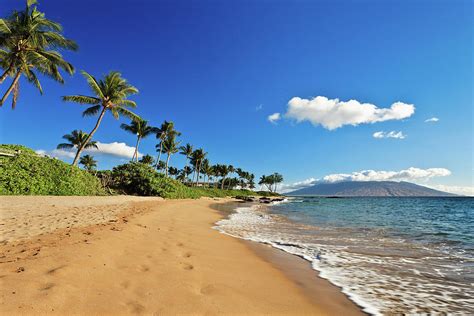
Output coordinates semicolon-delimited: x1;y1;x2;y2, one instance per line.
0;196;362;315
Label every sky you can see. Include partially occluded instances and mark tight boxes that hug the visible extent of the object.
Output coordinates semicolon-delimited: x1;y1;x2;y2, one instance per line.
0;0;472;195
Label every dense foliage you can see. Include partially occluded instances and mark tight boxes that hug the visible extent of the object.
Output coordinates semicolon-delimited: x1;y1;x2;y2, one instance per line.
0;145;104;195
107;162;269;199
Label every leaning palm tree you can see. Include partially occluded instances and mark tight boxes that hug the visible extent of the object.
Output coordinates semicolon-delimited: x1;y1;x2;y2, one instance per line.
162;135;180;177
120;118;158;162
154;121;180;168
62;71;139;166
57;130;98;161
79;154;97;172
0;0;77;108
179;143;193;170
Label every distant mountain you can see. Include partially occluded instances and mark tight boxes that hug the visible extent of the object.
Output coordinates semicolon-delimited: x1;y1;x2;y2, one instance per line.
288;181;456;197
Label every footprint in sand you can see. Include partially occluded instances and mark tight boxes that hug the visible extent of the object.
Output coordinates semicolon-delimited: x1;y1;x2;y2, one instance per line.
120;280;131;289
176;242;184;247
46;265;66;275
137;265;150;272
126;301;145;314
39;283;55;291
182;263;194;270
183;252;192;258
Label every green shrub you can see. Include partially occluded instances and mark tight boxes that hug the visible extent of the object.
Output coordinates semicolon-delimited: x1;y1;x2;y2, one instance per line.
0;145;105;195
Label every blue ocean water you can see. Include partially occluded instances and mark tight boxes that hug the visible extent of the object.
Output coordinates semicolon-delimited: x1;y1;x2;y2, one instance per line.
215;197;474;315
272;197;474;258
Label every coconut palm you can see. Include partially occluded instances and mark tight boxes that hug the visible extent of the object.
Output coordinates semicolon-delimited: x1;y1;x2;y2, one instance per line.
139;154;154;165
154;121;180;168
182;166;193;183
62;71;139;166
79;154;97;172
191;148;206;186
120;118;158;162
200;160;213;187
162;136;180;177
0;0;77;108
168;166;179;179
57;130;98;161
179;143;193;170
219;165;229;190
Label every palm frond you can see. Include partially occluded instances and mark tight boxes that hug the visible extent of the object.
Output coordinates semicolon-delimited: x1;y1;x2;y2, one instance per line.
81;71;104;99
62;95;100;104
57;143;74;149
82;104;102;117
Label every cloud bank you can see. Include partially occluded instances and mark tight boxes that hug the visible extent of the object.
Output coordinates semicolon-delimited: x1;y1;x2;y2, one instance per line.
36;141;141;160
274;96;414;130
321;168;451;183
373;131;406;139
267;112;281;124
427;184;474;196
425;117;439;123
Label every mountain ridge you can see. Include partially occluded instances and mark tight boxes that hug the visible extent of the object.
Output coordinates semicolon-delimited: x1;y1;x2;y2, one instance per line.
287;181;456;197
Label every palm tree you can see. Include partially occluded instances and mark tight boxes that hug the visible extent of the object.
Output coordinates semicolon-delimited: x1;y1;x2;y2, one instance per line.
220;165;229;190
179;143;193;170
162;135;180;177
57;130;98;161
182;166;193;183
62;71;139;166
227;165;235;189
139;154;154;165
154;121;180;168
168;166;179;179
200;160;212;187
0;0;77;108
191;148;206;186
120;118;158;162
79;154;97;172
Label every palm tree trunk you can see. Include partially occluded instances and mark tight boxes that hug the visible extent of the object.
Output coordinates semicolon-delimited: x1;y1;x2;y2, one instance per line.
0;64;13;84
165;153;171;176
192;162;197;186
72;107;106;166
0;71;21;106
155;142;163;168
133;136;141;162
221;177;226;190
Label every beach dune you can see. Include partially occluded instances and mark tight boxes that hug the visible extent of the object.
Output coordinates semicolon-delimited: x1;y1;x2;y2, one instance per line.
0;196;362;315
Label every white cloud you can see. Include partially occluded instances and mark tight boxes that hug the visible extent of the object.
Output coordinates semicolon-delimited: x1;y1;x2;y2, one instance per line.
373;131;406;139
87;141;142;159
279;178;318;193
284;96;415;130
267;112;281;124
322;168;451;183
36;141;141;160
36;149;75;159
427;184;474;196
425;117;439;123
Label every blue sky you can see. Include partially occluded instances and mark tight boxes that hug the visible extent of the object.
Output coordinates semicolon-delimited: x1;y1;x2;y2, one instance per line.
0;0;472;194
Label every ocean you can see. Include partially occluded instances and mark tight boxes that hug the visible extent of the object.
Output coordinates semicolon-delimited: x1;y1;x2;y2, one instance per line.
214;197;474;315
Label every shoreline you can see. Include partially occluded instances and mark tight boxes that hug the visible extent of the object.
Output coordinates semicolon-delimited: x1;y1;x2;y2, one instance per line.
211;200;364;315
0;195;361;315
